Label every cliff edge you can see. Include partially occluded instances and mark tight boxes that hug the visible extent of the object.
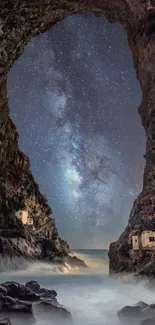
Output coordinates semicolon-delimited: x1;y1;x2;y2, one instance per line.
0;118;86;269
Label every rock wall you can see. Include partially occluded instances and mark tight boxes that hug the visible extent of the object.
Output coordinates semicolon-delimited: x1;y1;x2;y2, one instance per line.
109;4;155;273
0;0;155;270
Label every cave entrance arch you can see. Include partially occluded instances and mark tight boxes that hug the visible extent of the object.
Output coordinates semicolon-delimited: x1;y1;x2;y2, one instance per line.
0;1;154;273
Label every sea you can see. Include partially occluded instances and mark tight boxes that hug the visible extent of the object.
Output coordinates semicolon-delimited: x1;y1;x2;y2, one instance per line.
0;249;155;325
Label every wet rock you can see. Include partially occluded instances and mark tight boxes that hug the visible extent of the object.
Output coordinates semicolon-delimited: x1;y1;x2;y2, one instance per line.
0;294;33;314
117;305;143;320
18;285;40;302
4;302;32;314
25;281;41;294
46;289;57;297
141;319;155;325
1;297;33;314
142;304;155;319
0;286;7;296
0;319;11;325
7;314;36;325
1;282;24;298
18;291;40;302
118;302;155;324
0;281;39;302
0;295;16;306
65;255;87;268
135;301;149;309
0;280;71;323
25;280;57;300
35;301;72;320
39;288;57;299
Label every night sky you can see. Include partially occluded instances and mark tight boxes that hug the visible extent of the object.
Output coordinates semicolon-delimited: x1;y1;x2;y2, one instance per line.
8;14;145;249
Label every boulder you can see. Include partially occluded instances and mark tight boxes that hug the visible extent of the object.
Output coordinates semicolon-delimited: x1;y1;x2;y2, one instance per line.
25;281;41;294
0;319;11;325
0;294;33;314
0;281;40;302
141;304;155;318
141;319;155;325
39;288;57;299
42;288;57;298
0;287;7;296
65;255;87;268
25;281;57;300
18;291;40;302
0;295;16;306
0;280;71;324
7;314;36;325
118;302;155;324
135;301;149;309
35;301;72;320
1;282;24;298
117;305;142;320
5;302;32;314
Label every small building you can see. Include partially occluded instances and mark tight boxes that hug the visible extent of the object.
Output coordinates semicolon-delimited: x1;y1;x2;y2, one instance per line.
15;210;33;226
132;230;155;250
141;231;155;248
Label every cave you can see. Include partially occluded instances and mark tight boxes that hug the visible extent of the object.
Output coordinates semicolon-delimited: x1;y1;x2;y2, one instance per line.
0;0;155;273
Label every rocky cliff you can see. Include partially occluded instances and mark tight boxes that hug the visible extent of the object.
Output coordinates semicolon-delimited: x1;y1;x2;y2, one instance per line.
0;1;155;272
0;115;71;262
109;3;155;274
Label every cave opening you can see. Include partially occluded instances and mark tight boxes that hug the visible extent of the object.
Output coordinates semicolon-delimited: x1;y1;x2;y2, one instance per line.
8;14;144;249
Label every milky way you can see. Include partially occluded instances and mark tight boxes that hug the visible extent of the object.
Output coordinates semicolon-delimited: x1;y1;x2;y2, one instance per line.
8;14;145;248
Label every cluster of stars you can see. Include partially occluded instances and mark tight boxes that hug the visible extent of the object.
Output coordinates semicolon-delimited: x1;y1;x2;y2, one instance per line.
8;14;144;248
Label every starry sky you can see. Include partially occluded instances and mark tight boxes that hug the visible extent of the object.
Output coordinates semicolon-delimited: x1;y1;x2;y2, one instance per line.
8;14;145;249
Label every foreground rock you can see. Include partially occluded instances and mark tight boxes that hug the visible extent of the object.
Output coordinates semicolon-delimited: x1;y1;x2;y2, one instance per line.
118;301;155;324
34;301;72;321
0;319;11;325
141;319;155;325
25;280;58;304
0;282;39;302
0;280;72;325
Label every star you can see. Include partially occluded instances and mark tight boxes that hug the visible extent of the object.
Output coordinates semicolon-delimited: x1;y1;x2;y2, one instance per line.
8;13;144;248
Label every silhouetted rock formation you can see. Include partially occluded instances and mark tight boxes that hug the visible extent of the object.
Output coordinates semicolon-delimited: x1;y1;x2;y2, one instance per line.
0;280;72;325
117;301;155;325
0;1;155;272
0;319;11;325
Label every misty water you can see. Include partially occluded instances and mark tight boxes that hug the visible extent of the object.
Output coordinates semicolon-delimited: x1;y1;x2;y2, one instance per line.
0;249;155;325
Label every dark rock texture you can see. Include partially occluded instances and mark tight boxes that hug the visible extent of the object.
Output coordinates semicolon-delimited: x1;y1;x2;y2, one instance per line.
34;301;72;320
141;319;155;325
0;319;11;325
0;1;155;272
136;261;155;278
118;301;155;324
25;280;58;304
0;280;71;325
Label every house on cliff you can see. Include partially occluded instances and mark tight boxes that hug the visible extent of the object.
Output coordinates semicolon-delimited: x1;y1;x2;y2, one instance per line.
132;230;155;250
15;210;34;228
15;210;56;240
